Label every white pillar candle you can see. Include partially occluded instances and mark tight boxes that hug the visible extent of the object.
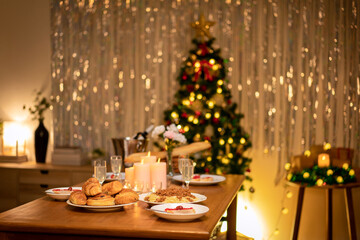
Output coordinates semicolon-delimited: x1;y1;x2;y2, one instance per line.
125;167;134;186
141;151;157;164
318;153;330;168
150;162;167;190
134;161;150;190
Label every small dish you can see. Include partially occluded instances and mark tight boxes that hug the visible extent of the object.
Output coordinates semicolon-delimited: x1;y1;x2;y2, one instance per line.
66;200;136;212
150;203;209;222
139;192;207;205
172;174;226;186
45;187;82;201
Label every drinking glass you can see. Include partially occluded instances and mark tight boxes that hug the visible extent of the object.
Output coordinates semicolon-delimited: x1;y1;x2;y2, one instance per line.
110;155;122;179
151;181;162;192
94;160;107;185
178;155;190;175
182;163;194;189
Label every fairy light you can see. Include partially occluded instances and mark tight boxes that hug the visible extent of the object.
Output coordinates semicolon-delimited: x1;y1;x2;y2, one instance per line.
219;139;225;145
240;138;246;144
217;79;224;85
188;115;194;122
196;94;203;100
171;112;178;119
217;88;223;94
205;113;211;119
209;59;215;65
208;101;214;108
214;112;220;118
183;126;189;132
228;137;233;144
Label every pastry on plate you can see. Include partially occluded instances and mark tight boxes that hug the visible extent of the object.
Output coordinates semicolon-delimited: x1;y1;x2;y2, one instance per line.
87;193;115;206
115;189;139;204
82;178;102;196
69;191;87;205
102;181;123;195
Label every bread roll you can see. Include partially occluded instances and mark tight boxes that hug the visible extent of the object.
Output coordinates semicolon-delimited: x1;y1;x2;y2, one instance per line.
115;189;139;204
87;193;115;206
102;181;123;195
69;191;87;205
82;178;102;196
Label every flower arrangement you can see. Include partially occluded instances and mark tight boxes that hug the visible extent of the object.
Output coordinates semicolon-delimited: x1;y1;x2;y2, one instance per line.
23;91;51;121
152;124;187;175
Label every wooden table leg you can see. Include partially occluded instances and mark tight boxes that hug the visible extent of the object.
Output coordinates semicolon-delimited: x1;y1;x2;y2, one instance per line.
227;194;237;240
344;187;357;240
326;188;333;240
291;186;305;240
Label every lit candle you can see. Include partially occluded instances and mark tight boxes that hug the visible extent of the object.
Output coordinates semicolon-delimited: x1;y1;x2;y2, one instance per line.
125;167;134;186
141;151;157;164
150;158;167;190
134;160;150;190
318;153;330;168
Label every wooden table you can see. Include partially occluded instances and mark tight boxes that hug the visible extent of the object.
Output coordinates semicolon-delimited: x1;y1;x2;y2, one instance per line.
0;174;244;240
287;180;360;240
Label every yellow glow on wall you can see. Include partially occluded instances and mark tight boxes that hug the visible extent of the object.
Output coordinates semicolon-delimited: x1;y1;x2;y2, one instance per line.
221;194;263;240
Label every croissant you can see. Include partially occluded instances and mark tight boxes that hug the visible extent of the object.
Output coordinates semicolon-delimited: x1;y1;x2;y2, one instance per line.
87;193;115;206
115;189;139;204
69;191;87;205
82;178;102;196
102;181;123;195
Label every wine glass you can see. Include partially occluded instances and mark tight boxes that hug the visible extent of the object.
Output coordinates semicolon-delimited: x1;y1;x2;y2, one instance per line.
94;159;107;185
177;155;189;175
182;163;194;189
110;155;122;179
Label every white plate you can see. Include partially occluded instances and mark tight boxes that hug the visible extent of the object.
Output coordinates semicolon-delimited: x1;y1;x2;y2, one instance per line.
150;203;209;222
66;199;137;212
172;174;226;186
139;192;207;205
45;187;82;201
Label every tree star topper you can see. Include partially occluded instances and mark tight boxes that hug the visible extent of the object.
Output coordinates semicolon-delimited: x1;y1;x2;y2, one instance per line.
190;14;215;41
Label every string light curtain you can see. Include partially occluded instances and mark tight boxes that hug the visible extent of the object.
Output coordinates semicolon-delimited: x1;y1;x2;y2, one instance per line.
51;0;360;178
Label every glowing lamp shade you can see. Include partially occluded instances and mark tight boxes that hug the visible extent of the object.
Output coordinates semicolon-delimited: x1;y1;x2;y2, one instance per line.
2;121;30;156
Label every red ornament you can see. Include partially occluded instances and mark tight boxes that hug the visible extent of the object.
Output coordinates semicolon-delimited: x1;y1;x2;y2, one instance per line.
199;44;209;55
212;118;220;124
166;120;171;125
181;112;188;118
205;167;210;173
227;99;231;104
204;136;211;141
246;168;251;173
187;85;194;92
200;85;207;91
195;111;201;116
200;119;205;124
182;74;187;80
178;129;185;134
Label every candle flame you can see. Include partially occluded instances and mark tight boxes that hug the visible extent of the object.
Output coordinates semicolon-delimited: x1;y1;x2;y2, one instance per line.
157;158;161;163
147;151;151;157
141;159;144;164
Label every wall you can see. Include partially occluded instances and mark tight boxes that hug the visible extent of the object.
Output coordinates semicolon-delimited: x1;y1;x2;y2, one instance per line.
0;1;359;240
0;0;52;162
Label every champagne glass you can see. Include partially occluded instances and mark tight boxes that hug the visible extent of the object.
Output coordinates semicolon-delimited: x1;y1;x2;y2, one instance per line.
178;155;189;175
94;160;107;185
182;163;194;189
110;155;122;179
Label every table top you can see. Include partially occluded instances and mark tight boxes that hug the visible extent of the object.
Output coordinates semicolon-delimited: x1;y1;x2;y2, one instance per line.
0;174;244;240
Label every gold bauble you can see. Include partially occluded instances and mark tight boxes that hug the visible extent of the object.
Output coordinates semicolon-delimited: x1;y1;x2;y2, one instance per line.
190;100;203;112
211;93;225;106
204;125;214;137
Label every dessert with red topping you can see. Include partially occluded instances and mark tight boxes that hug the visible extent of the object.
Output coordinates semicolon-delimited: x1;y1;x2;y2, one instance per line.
52;187;81;194
165;205;196;214
192;175;214;182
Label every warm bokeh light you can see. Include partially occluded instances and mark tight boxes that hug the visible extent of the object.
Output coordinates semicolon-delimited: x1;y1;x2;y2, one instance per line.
2;121;30;155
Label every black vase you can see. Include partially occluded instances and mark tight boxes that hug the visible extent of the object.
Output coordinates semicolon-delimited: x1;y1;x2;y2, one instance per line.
35;120;49;163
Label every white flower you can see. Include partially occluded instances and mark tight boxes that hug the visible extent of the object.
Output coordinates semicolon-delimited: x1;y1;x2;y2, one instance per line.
166;123;179;133
173;133;187;144
152;125;165;138
163;130;176;140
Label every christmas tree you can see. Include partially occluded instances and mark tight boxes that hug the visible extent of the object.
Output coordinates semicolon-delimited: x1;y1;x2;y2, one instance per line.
163;15;252;177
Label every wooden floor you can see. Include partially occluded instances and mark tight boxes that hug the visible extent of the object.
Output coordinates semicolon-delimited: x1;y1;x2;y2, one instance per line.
216;232;254;240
